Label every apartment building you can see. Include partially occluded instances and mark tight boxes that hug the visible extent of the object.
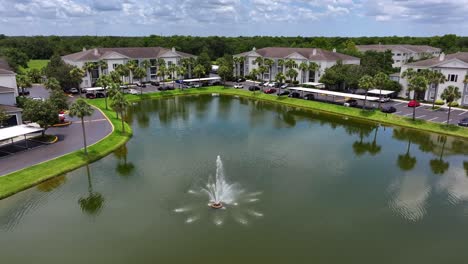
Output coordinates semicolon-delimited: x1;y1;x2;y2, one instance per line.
0;59;21;127
357;44;441;68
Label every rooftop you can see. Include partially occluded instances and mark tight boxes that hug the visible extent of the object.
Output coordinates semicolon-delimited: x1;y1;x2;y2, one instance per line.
0;104;22;113
0;86;15;94
356;44;440;54
0;58;15;75
235;47;359;61
406;52;468;67
62;47;196;62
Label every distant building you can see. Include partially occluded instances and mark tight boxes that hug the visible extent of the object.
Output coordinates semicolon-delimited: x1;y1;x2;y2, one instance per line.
63;47;196;88
399;52;468;106
357;44;441;68
0;59;22;127
233;47;360;84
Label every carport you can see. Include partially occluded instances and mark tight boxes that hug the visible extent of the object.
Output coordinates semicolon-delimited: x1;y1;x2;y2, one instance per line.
289;87;379;103
0;124;44;157
367;89;395;100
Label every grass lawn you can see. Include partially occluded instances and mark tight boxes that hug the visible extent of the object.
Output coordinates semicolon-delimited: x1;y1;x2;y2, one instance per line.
19;59;49;73
0;85;466;199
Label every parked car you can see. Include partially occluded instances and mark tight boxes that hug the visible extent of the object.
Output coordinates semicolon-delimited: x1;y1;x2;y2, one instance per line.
31;97;44;101
166;86;175;90
150;81;160;86
237;77;246;82
381;106;397;113
96;92;106;98
408;100;420;107
258;82;266;87
211;81;222;85
193;83;201;88
136;82;146;88
248;86;260;91
234;83;243;89
85;93;96;99
18;90;30;96
280;84;289;89
128;89;139;95
264;88;277;94
458;117;468;127
379;97;390;103
69;88;79;94
344;99;358;107
288;92;301;98
278;90;290;96
267;82;277;87
304;94;315;100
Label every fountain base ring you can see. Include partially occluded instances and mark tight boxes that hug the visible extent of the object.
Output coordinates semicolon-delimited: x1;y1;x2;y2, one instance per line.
210;202;223;209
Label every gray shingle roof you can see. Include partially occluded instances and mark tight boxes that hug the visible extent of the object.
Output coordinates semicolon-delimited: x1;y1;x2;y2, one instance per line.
406;52;468;67
0;104;22;113
0;86;15;93
235;47;359;61
62;47;196;62
356;44;440;54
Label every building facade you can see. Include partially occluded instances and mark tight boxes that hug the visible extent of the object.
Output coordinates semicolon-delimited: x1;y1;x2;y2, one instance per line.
399;52;468;106
233;47;360;84
356;44;441;68
0;59;22;127
63;47;196;88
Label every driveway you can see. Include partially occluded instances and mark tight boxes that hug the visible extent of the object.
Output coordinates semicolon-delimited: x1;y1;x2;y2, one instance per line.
0;85;113;176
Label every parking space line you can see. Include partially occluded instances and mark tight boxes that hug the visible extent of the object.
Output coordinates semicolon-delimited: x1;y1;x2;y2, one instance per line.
459;111;467;116
416;115;426;119
427;117;438;121
394;111;402;114
441;119;451;123
404;113;413;116
394;102;404;106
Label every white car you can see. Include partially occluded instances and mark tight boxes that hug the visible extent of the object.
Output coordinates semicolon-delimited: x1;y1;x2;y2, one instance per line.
193;83;201;88
267;82;277;87
128;88;139;95
69;88;79;94
234;83;243;89
31;97;45;101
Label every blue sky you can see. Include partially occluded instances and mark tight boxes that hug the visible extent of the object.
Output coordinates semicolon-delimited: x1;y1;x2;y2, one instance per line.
0;0;466;36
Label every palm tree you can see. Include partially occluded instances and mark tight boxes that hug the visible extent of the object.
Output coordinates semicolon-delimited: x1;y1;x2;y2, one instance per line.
308;62;319;82
16;74;32;96
115;64;129;84
430;136;449;174
408;75;429;120
263;58;274;81
275;72;286;95
193;64;206;85
298;62;309;83
82;62;97;85
358;75;375;110
44;77;61;91
69;99;94;155
133;67;147;95
254;57;264;67
277;59;285;74
110;92;130;133
233;57;240;77
285;59;297;70
98;60;108;75
258;65;268;81
125;60;138;84
157;65;167;83
286;68;298;84
168;64;178;88
401;68;417;99
96;75;112;109
374;72;389;109
141;59;151;82
427;70;446;109
177;66;187;89
250;68;259;81
114;144;135;177
78;165;104;215
109;70;122;84
440;85;461;124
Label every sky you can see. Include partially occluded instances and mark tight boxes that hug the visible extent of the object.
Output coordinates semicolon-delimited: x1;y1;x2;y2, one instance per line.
0;0;467;37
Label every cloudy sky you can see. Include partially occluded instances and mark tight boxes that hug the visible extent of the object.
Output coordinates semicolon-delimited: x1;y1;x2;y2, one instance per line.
0;0;467;36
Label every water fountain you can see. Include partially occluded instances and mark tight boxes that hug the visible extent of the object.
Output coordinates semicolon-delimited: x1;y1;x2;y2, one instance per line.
203;155;239;209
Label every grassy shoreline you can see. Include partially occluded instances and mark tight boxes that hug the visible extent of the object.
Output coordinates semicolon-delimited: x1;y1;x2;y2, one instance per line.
0;86;466;199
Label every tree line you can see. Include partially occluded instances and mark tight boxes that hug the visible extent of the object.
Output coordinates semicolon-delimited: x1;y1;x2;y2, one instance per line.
0;34;466;62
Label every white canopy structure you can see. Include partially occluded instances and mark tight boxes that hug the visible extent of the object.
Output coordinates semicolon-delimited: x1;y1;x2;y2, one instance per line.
289;87;380;101
301;82;325;88
0;124;43;142
182;77;221;83
367;89;395;95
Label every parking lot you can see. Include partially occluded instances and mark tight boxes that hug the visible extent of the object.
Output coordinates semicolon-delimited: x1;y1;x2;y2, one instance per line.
384;101;467;125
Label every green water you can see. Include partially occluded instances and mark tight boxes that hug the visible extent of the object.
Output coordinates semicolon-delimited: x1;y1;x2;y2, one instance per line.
1;95;468;263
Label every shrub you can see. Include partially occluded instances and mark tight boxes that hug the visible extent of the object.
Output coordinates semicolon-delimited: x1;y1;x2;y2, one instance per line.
434;99;444;105
448;101;459;107
293;80;299;85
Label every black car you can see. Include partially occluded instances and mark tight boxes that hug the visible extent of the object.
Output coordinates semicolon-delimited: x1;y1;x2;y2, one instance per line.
85;93;96;99
304;94;315;100
344;99;358;107
277;90;290;96
237;77;246;82
18;90;30;96
381;106;397;113
96;92;106;98
248;86;260;91
458;117;468;127
150;81;160;86
288;92;301;98
212;81;222;85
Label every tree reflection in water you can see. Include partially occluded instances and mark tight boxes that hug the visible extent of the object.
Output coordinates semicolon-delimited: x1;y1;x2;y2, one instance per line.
36;175;67;192
114;144;135;177
78;165;104;216
430;135;449;175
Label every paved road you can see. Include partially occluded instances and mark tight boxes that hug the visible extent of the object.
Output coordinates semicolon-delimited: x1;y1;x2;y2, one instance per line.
383;101;467;125
0;85;112;176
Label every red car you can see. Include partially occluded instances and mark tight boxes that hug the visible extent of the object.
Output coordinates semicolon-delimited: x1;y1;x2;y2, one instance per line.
264;88;277;94
408;100;420;107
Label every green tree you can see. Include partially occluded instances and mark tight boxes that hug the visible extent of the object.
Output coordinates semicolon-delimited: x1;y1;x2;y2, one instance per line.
69;66;85;94
44;54;76;89
114;144;135;177
374;72;389;108
133;67;147;94
286;68;298;83
177;66;187;89
141;59;151;82
0;108;8;127
193;64;206;84
358;74;375;109
115;64;129;84
157;65;167;82
27;68;42;83
96;75;112;109
44;77;61;90
22;99;58;136
97;60;108;75
218;64;230;87
16;74;32;95
285;59;297;69
82;61;97;83
48;89;68;111
298;62;309;83
440;85;461;124
360;50;393;76
407;75;428;120
0;48;29;71
168;63;178;88
69;99;94;155
125;60;138;84
196;51;211;75
110;92;130;133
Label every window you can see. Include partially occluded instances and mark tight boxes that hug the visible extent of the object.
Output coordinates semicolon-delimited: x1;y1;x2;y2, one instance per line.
396;53;401;56
447;74;458;82
113;64;119;69
395;60;400;62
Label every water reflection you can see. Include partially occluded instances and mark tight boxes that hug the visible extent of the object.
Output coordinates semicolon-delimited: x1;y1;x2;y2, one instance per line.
429;136;449;175
394;129;418;171
389;173;430;221
78;165;104;216
114;144;135;177
36;175;67;192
